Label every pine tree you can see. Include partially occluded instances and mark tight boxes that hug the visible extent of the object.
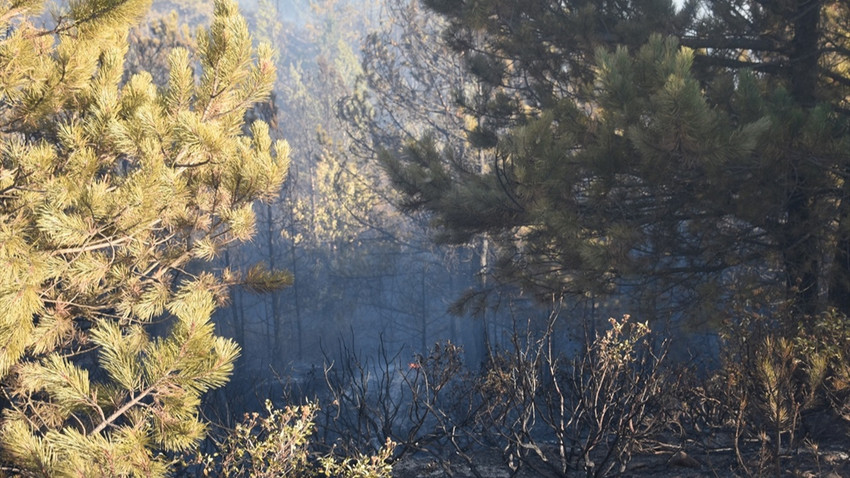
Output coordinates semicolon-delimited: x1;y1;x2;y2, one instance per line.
0;0;289;474
380;0;850;326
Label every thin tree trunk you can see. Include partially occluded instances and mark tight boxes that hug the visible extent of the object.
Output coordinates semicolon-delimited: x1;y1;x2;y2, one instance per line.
266;204;283;362
420;263;427;352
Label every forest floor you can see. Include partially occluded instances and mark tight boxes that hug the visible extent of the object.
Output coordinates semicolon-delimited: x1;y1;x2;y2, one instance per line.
391;441;850;477
390;408;850;477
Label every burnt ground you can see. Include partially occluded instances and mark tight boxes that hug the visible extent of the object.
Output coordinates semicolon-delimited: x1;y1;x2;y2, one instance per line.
391;408;850;477
391;440;850;477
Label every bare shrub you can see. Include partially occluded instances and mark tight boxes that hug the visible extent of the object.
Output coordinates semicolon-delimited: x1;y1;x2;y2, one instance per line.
320;337;488;477
479;311;673;477
317;311;675;477
401;341;490;477
320;338;411;456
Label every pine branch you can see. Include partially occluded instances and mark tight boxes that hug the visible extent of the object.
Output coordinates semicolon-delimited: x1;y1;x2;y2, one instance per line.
52;236;132;255
680;35;785;52
90;383;157;436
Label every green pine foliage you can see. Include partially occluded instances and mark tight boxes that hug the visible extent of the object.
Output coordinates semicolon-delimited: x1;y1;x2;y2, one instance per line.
381;0;850;326
0;0;289;474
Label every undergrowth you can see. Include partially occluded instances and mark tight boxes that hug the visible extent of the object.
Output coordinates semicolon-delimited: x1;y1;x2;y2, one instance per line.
184;307;850;477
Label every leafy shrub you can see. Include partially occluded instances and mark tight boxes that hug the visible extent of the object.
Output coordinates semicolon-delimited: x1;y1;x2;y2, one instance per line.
199;400;394;477
707;308;850;475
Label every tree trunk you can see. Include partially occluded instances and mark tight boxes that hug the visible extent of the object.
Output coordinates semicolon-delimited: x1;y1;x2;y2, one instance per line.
266;204;283;361
783;0;823;318
828;233;850;315
783;191;820;317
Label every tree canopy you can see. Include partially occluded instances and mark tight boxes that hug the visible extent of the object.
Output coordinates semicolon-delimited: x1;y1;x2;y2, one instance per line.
0;0;289;474
381;0;850;326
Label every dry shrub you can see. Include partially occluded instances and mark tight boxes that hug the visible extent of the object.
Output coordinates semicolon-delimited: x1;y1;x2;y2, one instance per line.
479;313;673;477
313;312;676;477
701;308;850;476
